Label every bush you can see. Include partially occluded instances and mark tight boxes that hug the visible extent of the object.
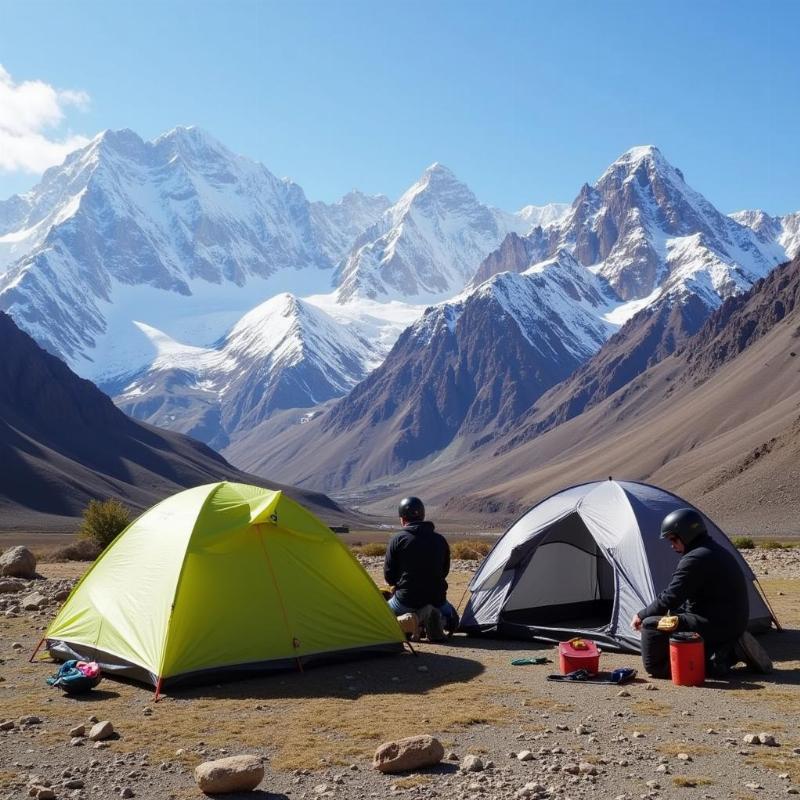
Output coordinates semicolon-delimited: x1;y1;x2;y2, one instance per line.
351;542;388;557
46;537;102;562
77;498;132;551
732;536;755;550
451;540;493;561
761;540;787;550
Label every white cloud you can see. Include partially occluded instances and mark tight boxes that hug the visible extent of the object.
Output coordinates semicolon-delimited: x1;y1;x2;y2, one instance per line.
0;64;92;174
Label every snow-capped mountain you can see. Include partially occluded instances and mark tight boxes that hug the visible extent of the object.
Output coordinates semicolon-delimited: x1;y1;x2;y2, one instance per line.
334;163;529;303
226;250;618;486
516;202;570;229
559;146;785;305
730;209;800;260
310;190;391;266
114;293;380;449
0;126;382;374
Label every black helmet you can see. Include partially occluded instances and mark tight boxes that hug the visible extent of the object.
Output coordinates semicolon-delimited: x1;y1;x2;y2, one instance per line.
398;496;425;522
660;508;706;545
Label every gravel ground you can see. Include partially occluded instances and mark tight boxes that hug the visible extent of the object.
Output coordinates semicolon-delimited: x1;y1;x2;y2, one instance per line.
1;554;798;800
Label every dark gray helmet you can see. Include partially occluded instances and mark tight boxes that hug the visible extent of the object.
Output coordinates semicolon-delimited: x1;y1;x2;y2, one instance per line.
398;496;425;522
660;508;706;545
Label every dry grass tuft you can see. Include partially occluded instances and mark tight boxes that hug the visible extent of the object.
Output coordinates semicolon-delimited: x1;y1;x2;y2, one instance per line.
522;697;574;712
631;699;672;716
450;540;493;560
657;742;716;757
672;775;714;787
351;542;387;557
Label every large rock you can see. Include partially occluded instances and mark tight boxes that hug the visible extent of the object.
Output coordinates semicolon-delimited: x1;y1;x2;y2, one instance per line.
194;755;264;794
88;721;114;741
0;546;36;579
373;734;444;773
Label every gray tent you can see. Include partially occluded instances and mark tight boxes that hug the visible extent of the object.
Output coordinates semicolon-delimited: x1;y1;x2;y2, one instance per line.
461;480;776;651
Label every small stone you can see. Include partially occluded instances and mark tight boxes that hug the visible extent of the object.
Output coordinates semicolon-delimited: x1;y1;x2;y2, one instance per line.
69;725;85;737
0;720;15;731
745;782;763;790
121;788;135;798
19;716;42;725
63;779;84;789
617;689;631;697
575;724;590;735
632;731;645;739
35;790;56;800
579;762;598;775
70;737;84;747
759;732;778;747
786;788;799;795
644;683;658;691
461;754;484;772
677;753;692;761
743;734;760;745
646;780;660;790
656;764;669;774
517;750;534;761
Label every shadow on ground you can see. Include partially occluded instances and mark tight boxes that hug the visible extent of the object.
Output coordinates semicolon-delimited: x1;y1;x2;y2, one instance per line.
166;649;484;703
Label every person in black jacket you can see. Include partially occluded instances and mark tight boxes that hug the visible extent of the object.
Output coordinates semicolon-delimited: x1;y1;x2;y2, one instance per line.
384;496;458;634
631;508;750;678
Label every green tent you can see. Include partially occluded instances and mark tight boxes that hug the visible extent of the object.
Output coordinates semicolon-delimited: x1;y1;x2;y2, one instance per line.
45;482;404;694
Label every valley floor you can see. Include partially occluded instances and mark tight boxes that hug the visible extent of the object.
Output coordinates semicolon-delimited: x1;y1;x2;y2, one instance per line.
0;556;798;800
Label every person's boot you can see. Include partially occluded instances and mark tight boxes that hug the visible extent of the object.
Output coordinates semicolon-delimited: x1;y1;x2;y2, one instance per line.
734;631;773;674
420;605;446;642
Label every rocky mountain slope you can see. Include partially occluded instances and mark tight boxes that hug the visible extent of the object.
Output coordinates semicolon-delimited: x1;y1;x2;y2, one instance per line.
0;311;348;530
411;252;800;536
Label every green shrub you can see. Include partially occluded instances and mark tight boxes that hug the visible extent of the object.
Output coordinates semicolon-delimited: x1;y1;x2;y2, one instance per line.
77;498;132;550
732;536;755;550
761;540;787;550
451;540;493;561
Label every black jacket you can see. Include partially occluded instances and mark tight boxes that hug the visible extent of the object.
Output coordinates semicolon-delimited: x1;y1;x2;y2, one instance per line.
638;533;749;643
384;521;450;608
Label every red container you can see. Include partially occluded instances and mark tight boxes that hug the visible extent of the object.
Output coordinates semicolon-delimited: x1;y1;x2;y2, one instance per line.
669;632;705;686
559;637;600;675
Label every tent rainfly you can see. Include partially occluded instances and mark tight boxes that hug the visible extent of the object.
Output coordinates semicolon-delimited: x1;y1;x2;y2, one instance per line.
460;480;777;651
41;482;404;695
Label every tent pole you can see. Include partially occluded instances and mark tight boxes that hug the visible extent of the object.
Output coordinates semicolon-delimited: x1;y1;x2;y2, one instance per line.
28;637;45;663
455;586;469;615
754;578;782;631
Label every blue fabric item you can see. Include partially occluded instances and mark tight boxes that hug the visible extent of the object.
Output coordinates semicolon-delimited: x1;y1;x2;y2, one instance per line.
46;660;102;694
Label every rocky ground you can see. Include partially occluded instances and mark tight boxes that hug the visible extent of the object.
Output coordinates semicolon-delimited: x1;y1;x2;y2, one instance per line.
0;549;798;800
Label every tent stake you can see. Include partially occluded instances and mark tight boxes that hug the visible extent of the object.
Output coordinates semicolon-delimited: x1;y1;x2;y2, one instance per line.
29;637;45;663
154;677;163;702
404;640;418;657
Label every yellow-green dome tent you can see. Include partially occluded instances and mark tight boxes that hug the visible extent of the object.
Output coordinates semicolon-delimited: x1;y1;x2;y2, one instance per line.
44;482;404;695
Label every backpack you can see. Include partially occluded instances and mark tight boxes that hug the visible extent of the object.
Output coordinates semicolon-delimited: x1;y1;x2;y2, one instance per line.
46;660;102;694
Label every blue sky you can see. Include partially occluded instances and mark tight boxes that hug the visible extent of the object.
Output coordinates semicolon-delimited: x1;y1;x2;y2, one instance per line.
1;1;798;214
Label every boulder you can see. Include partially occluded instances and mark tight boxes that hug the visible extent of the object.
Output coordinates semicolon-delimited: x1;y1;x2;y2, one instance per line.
21;592;47;611
0;546;36;578
194;754;264;794
373;734;444;773
88;720;114;741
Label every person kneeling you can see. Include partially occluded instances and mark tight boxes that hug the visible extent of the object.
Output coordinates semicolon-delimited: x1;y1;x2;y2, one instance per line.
631;508;754;678
384;496;459;641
